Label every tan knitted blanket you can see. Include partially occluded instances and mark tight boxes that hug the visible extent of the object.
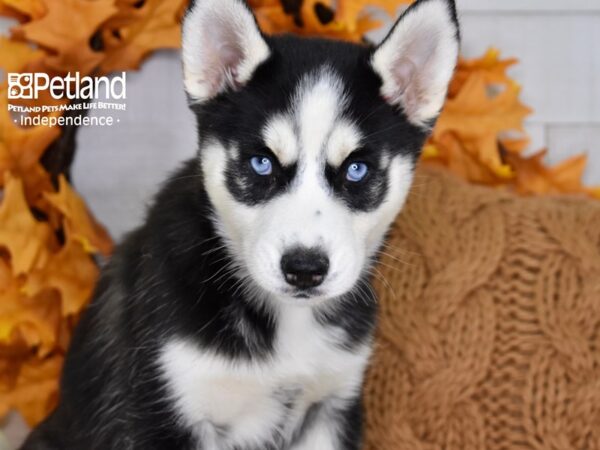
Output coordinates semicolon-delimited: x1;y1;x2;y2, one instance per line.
364;166;600;450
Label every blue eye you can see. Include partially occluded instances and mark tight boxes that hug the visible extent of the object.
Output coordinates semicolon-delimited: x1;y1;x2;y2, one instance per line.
346;162;368;182
250;156;273;176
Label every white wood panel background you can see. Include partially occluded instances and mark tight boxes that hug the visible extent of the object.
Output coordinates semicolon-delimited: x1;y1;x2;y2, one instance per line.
458;0;600;12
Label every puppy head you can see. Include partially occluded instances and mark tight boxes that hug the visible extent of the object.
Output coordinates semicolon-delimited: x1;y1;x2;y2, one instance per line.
182;0;459;305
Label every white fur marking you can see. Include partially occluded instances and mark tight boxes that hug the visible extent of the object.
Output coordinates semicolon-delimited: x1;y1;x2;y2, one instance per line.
326;120;363;168
262;116;299;166
295;70;347;162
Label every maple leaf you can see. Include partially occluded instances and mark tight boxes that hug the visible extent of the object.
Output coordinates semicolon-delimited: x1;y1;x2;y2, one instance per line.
0;87;60;167
0;174;54;275
0;353;61;426
547;153;588;192
335;0;407;34
0;0;46;20
0;36;44;72
0;3;23;20
44;175;112;256
252;0;386;42
16;0;118;75
506;150;600;196
23;237;99;316
435;74;531;141
448;48;517;98
253;4;292;34
0;86;59;201
499;135;530;155
99;0;185;73
424;134;508;185
0;265;61;357
432;72;531;178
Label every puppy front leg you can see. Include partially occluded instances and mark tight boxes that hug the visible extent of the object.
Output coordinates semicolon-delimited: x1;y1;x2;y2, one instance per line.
291;397;363;450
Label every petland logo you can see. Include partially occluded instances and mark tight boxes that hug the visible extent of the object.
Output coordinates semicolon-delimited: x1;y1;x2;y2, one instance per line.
8;72;126;100
7;72;127;127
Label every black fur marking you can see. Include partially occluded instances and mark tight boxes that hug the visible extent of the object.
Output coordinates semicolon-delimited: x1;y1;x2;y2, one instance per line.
337;396;365;450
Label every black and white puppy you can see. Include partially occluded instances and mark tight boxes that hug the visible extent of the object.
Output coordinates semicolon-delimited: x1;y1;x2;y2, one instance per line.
23;0;459;448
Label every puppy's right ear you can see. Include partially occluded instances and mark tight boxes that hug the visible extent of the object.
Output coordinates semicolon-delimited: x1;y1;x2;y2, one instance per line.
182;0;270;103
371;0;459;128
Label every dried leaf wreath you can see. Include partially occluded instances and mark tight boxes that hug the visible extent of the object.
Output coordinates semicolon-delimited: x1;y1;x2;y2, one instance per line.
1;0;598;427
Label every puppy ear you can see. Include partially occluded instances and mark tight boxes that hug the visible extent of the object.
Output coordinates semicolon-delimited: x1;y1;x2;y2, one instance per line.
371;0;459;127
182;0;271;102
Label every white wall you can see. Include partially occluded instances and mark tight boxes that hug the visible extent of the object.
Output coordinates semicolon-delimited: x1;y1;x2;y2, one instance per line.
73;53;197;240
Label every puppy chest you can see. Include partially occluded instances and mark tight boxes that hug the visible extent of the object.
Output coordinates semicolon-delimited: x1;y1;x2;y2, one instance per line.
158;335;369;447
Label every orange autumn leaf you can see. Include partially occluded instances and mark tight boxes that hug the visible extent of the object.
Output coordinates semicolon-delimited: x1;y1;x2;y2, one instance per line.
251;0;391;42
335;0;407;34
431;72;531;178
99;0;185;73
0;267;62;358
0;87;60;166
424;134;507;185
448;48;517;98
506;150;599;197
297;0;382;41
0;88;60;201
44;175;112;255
0;36;44;72
435;74;531;143
23;237;99;316
547;153;588;192
0;0;46;20
0;353;61;426
16;0;118;75
499;135;530;155
0;3;22;20
0;174;54;275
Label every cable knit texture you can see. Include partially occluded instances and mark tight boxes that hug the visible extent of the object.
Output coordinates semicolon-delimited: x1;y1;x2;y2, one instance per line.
364;166;600;450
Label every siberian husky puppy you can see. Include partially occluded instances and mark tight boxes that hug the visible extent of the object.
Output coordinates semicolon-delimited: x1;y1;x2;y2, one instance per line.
23;0;459;448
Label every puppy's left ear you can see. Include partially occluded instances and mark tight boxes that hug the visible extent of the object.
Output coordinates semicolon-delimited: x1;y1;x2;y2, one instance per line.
182;0;270;103
371;0;460;127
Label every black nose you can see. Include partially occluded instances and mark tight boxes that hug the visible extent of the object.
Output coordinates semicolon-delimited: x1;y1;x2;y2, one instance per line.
280;247;329;290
